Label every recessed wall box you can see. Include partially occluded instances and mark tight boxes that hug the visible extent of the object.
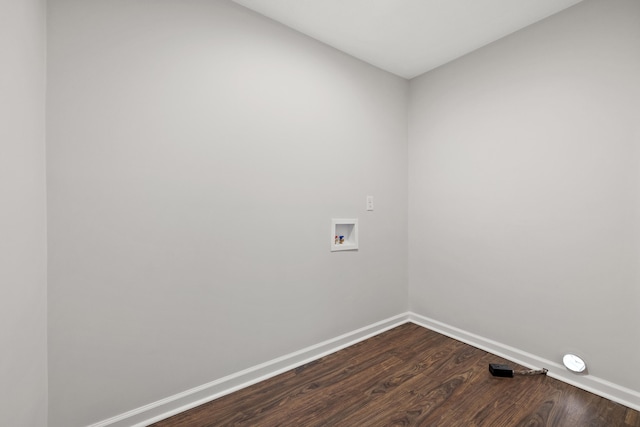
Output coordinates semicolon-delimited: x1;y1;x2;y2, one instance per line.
331;218;358;252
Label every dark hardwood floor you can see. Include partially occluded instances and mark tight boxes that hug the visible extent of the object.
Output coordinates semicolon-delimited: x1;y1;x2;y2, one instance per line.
151;323;640;426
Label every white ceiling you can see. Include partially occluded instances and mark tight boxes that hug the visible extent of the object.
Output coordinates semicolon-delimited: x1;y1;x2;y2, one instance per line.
232;0;584;79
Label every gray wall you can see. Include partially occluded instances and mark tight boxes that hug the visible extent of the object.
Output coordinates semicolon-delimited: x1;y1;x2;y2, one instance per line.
409;0;640;394
0;0;48;426
43;0;640;424
47;1;408;425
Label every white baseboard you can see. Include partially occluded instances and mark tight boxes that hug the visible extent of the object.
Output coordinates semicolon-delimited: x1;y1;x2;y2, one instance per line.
90;311;639;426
89;313;411;427
408;312;640;412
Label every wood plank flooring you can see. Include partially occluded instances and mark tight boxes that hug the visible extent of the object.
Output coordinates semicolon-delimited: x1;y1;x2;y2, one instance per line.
151;323;640;426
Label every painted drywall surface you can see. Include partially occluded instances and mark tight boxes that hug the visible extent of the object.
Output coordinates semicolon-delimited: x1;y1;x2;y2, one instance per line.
409;0;639;394
0;0;48;426
46;1;408;425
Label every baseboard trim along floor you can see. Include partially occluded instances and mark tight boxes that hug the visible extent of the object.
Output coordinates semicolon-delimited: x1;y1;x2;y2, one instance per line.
89;312;640;426
408;312;640;413
88;313;410;427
